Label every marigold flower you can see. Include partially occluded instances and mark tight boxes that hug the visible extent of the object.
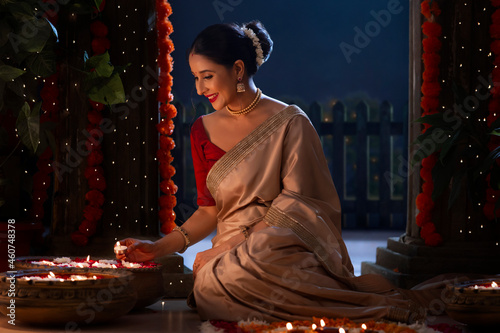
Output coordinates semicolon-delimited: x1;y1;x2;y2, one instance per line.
420;96;440;112
422;21;442;37
424;231;443;246
86;189;105;207
422;37;442;53
90;20;108;37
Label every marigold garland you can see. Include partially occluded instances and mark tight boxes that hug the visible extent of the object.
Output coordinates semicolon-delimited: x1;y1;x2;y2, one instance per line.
484;1;500;220
417;0;443;246
156;0;178;235
71;5;109;246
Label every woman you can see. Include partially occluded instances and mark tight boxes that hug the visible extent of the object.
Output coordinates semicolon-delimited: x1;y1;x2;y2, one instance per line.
118;21;424;323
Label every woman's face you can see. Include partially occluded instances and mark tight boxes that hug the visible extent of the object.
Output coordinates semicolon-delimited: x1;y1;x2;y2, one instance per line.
189;53;236;111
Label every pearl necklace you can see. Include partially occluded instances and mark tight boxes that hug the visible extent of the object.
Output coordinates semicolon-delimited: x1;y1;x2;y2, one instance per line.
226;88;262;116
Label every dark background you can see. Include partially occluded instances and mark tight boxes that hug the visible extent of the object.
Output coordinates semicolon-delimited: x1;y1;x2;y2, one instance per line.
168;0;409;113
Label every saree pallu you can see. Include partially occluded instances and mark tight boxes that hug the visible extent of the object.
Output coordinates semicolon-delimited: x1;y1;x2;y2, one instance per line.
193;106;418;322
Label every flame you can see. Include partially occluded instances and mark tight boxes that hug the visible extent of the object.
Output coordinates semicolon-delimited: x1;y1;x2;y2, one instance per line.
93;276;97;280
362;323;367;330
474;285;478;289
312;323;317;330
116;241;120;247
286;322;293;330
49;272;56;278
320;319;326;327
493;281;498;288
339;328;346;333
86;255;90;261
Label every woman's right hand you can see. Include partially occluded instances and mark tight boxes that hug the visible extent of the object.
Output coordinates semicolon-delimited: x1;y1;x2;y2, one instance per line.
116;238;157;262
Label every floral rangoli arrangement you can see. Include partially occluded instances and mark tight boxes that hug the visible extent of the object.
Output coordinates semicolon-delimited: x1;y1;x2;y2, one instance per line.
200;317;462;333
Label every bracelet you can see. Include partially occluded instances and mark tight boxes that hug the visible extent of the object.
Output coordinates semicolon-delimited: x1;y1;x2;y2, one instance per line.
173;225;190;253
239;225;250;240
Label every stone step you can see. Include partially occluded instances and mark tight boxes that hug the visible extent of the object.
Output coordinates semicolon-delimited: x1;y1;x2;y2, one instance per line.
163;266;193;298
375;245;500;275
361;261;435;289
386;237;500;258
155;254;185;274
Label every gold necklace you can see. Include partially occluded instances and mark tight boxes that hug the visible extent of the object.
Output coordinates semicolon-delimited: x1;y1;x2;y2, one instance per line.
226;88;262;116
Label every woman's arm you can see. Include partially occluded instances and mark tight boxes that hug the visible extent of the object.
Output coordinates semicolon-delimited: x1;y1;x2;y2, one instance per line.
192;219;268;276
118;205;218;262
153;205;218;256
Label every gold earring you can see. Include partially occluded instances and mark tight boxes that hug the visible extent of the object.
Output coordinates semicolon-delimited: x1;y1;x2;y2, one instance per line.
236;77;245;93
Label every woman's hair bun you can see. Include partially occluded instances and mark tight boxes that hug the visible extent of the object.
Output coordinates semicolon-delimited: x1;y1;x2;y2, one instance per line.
188;20;273;77
242;20;273;65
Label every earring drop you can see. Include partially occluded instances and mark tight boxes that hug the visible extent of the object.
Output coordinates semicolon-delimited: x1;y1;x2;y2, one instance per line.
236;77;245;93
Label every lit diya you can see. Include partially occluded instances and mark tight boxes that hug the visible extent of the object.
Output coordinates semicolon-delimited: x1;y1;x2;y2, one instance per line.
15;255;163;309
312;319;347;332
444;278;500;326
0;268;136;325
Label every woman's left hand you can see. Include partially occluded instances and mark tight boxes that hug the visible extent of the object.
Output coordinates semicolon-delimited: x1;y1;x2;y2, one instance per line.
192;243;230;278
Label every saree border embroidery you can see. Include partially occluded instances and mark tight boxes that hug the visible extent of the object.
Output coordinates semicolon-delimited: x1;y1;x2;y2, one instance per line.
265;205;339;276
206;105;302;197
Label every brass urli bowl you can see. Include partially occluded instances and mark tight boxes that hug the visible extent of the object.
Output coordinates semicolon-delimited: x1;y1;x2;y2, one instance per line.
15;256;164;309
444;278;500;326
0;268;136;326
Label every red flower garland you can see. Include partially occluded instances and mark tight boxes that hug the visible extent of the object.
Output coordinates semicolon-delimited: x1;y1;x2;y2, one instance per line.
484;1;500;220
156;0;177;235
416;0;443;246
71;9;109;246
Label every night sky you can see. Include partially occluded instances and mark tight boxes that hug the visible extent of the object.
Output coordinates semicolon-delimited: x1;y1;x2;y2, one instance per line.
168;0;409;113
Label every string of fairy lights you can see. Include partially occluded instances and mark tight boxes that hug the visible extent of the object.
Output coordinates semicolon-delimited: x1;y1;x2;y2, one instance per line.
427;1;499;244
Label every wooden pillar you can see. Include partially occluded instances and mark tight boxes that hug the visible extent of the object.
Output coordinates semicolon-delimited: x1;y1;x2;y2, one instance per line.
362;0;500;287
51;0;160;256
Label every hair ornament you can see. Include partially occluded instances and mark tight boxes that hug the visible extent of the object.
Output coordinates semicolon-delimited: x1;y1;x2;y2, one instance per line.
242;27;265;67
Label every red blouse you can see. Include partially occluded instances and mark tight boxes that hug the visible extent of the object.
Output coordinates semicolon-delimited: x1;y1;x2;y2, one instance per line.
190;116;226;206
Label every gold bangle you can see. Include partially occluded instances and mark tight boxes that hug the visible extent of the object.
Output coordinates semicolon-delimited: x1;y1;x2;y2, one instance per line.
173;226;190;253
239;225;250;240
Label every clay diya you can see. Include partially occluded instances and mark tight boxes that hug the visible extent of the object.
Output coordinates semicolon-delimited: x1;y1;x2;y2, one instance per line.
444;278;500;326
0;268;136;325
16;256;164;309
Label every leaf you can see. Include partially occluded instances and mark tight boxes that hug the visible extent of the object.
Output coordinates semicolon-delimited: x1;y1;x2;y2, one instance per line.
15;101;40;153
6;77;24;97
17;18;52;53
85;51;113;77
87;73;126;105
25;47;56;77
490;127;500;137
0;20;11;47
0;64;25;81
5;2;33;21
94;0;104;11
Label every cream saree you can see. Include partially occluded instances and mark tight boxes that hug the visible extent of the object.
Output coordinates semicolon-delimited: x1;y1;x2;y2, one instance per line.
193;105;417;322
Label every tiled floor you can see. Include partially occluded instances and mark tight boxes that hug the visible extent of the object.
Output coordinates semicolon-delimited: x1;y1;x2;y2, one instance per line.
180;229;403;276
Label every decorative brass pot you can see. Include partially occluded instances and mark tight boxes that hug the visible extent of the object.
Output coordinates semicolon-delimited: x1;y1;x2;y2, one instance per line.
0;268;136;325
16;256;163;309
444;278;500;326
